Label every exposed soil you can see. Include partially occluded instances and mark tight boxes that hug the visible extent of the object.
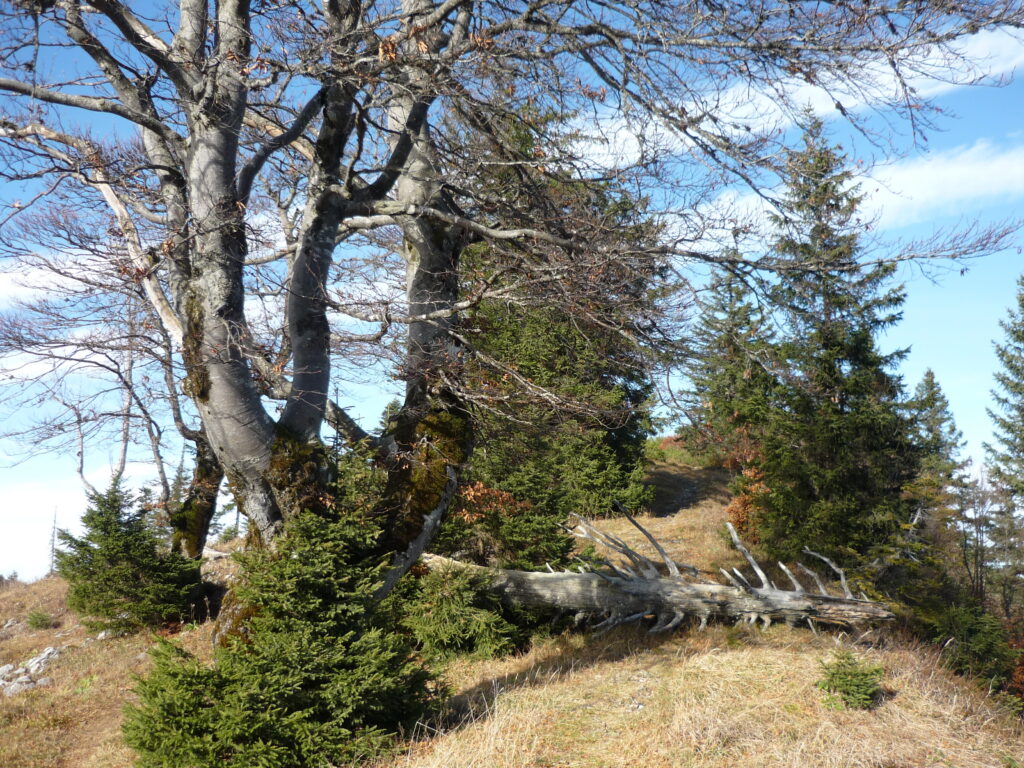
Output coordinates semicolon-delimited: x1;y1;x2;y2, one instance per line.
647;461;732;518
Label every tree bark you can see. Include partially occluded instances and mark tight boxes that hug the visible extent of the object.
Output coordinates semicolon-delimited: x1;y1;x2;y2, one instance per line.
375;6;473;578
169;438;224;559
424;516;895;631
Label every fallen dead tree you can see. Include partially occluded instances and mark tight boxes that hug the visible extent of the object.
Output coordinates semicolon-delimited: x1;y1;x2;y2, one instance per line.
424;513;893;631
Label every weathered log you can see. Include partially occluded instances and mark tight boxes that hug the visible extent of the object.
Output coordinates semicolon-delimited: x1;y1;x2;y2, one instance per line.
422;515;894;631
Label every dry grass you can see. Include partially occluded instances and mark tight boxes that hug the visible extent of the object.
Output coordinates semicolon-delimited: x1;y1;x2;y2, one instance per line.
589;504;743;578
391;457;1024;768
2;464;1023;768
585;457;741;576
0;577;215;768
0;578;82;668
393;627;1024;768
646;451;732;519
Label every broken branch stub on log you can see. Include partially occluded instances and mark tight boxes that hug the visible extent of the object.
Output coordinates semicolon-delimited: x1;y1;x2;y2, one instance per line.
423;515;893;632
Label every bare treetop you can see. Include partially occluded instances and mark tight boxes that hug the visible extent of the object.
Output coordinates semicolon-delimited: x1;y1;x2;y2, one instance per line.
0;0;1019;550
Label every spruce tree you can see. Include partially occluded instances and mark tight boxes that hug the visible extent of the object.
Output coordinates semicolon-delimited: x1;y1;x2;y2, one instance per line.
56;481;201;631
950;476;995;605
684;268;778;471
124;458;434;768
742;120;918;562
986;488;1023;621
905;369;970;535
986;276;1024;500
983;277;1024;620
444;301;653;569
879;369;971;620
432;119;658;570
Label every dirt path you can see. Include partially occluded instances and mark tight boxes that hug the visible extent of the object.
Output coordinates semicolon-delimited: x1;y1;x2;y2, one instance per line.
646;458;732;518
589;459;743;576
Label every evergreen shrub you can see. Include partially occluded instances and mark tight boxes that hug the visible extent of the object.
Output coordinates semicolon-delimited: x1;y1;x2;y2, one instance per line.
123;475;434;768
432;481;573;570
452;299;654;573
816;650;884;710
404;564;518;662
56;481;200;632
26;611;55;630
933;606;1019;688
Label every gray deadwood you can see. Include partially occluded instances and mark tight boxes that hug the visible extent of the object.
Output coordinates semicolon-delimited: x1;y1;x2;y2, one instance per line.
425;514;893;632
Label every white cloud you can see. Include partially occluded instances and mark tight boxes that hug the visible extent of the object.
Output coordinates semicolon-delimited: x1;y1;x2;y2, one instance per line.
694;137;1024;249
582;27;1024;174
0;261;99;309
0;465;87;582
0;455;168;583
0;269;42;308
866;139;1024;229
919;27;1024;98
726;27;1024;128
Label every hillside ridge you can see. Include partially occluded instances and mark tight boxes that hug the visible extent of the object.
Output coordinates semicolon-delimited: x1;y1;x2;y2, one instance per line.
0;461;1021;768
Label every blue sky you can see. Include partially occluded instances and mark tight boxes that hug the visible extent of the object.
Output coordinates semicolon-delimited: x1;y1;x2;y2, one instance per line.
1;30;1023;581
874;76;1024;464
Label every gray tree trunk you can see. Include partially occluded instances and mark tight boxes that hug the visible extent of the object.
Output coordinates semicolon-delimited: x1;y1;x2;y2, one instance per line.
374;4;473;573
423;516;894;631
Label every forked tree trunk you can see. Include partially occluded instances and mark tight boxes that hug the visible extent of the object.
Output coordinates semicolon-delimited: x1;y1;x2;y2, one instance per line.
374;31;473;592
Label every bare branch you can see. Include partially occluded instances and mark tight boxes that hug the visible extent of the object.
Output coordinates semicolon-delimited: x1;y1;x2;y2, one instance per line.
425;518;894;630
0;79;183;145
726;521;772;589
802;548;855;599
237;87;327;204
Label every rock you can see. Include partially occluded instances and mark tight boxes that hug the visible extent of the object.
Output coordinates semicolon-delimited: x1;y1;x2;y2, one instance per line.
0;645;61;697
96;630;110;640
25;646;59;676
3;618;17;629
3;680;36;696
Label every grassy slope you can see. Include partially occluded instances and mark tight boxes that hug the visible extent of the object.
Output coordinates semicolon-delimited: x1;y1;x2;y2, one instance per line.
396;454;1024;768
0;577;216;768
398;626;1023;768
1;457;1021;768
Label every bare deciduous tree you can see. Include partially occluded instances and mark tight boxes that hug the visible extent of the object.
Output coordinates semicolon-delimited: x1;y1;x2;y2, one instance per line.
0;1;1020;602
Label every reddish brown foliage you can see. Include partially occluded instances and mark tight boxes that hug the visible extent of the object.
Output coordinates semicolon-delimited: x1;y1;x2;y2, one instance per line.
454;482;532;523
725;467;768;541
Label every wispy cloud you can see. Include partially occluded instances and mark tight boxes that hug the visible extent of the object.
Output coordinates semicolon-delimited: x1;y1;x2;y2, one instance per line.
866;139;1024;230
718;27;1024;132
679;135;1024;265
0;268;43;308
579;27;1024;174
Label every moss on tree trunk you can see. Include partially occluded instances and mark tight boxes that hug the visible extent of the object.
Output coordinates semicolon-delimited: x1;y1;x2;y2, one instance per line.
378;398;473;554
170;440;224;559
